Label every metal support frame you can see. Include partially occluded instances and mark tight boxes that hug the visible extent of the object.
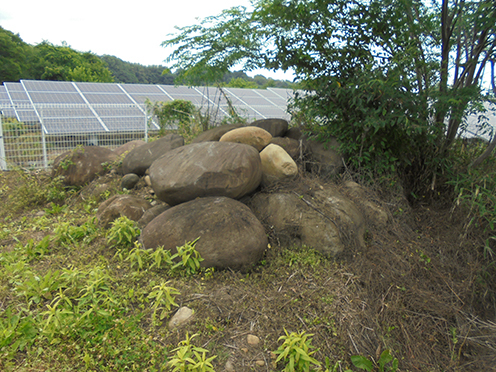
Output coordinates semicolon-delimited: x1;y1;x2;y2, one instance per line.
0;114;7;170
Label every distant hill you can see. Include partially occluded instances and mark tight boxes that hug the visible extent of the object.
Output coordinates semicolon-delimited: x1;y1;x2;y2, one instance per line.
0;25;295;88
100;55;176;85
100;55;296;89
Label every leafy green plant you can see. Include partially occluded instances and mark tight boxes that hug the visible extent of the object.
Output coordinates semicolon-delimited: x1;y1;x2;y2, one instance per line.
273;329;321;372
0;307;38;362
54;217;99;248
149;246;174;270
351;350;399;372
14;269;63;307
125;242;151;272
170;238;203;276
147;280;180;324
106;216;140;248
167;333;217;372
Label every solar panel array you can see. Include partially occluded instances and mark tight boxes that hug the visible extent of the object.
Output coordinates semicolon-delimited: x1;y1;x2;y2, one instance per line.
0;80;293;135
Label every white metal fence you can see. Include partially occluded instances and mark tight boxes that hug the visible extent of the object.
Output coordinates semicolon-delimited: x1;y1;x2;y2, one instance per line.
0;103;155;170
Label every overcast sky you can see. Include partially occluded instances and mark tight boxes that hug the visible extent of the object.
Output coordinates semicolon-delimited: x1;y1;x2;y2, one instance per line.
0;0;293;80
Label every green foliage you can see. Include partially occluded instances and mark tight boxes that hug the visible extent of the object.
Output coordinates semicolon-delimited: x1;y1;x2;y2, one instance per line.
148;99;198;137
106;216;140;248
115;239;204;277
169;238;203;276
167;333;217;372
54;217;99;248
33;41;113;82
6;170;69;211
101;54;176;84
1;26;113;83
225;77;258;89
147;280;180;324
447;142;496;259
351;350;398;372
274;329;321;372
163;0;496;196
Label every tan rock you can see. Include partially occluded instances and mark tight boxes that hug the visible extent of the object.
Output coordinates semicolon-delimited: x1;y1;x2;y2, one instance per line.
219;126;272;151
247;334;260;345
168;306;194;329
259;144;298;186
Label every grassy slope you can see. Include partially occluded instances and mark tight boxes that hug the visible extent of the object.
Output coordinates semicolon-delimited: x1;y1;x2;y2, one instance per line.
0;167;495;372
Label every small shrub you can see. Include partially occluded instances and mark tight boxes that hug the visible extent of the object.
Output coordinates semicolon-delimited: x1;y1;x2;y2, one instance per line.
273;329;321;372
170;237;203;275
167;333;217;372
147;280;180;325
106;216;140;248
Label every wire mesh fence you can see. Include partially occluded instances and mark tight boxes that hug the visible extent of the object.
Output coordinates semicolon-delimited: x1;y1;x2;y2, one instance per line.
0;103;155;170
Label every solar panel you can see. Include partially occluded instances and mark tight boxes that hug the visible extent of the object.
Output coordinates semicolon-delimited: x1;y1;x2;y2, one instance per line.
76;82;122;93
22;80;78;92
2;80;294;132
29;92;86;104
84;93;134;104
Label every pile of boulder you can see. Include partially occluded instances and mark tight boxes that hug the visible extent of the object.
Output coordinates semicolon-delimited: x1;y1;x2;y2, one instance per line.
52;118;388;271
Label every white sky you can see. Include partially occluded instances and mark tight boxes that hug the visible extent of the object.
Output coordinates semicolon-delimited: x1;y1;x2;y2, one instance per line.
0;0;294;81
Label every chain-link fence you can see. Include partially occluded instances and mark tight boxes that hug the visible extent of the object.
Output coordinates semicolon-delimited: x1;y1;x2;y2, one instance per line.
0;103;155;170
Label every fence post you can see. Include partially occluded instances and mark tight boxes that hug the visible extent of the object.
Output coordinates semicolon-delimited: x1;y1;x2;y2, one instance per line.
144;104;149;143
0;113;7;170
39;107;48;169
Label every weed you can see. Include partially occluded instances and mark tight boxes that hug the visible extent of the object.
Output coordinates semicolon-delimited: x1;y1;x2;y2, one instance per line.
351;349;398;372
167;333;217;372
54;217;99;248
170;237;203;275
147;280;180;325
106;216;140;248
125;241;152;272
273;329;321;372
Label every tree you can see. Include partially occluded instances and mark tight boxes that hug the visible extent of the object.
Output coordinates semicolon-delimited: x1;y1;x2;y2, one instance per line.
163;0;496;193
0;27;35;83
32;41;114;82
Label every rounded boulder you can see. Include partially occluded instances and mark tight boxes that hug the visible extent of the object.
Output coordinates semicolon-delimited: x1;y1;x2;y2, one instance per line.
52;146;118;187
149;141;262;206
259;144;298;186
121;134;184;176
219;126;272;151
141;197;267;271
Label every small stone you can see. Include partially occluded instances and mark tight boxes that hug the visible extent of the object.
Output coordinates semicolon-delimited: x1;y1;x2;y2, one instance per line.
144;175;152;187
121;173;139;190
247;334;260;346
225;359;235;372
241;348;249;353
255;360;265;367
168;306;194;330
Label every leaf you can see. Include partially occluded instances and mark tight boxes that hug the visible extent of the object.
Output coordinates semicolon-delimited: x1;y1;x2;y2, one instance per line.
351;355;374;371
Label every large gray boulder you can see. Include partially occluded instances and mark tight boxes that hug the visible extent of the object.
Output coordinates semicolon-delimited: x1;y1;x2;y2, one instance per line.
149;141;262;206
113;140;146;157
97;195;153;228
141;197;267;271
121;134;184;176
191;123;244;143
52;146;119;187
249;186;365;257
251;118;289;137
304;136;343;178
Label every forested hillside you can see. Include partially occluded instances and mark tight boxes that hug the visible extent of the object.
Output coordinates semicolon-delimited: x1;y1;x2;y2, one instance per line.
0;26;294;88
